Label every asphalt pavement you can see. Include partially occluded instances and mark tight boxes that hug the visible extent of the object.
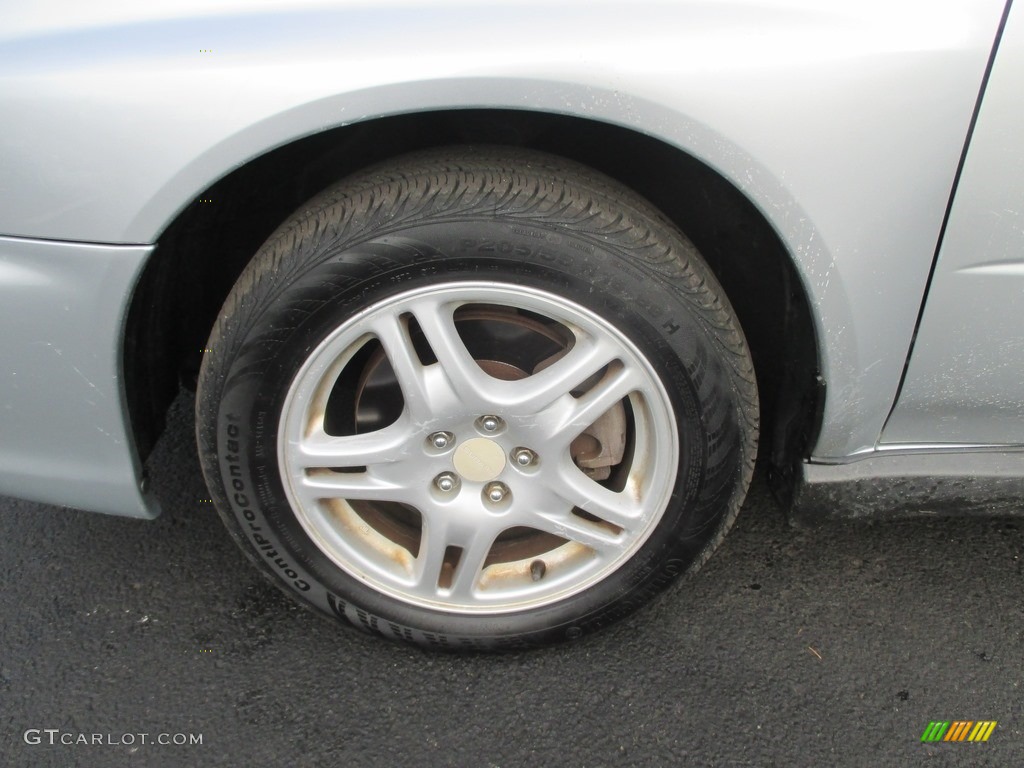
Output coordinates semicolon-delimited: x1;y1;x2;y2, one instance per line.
1;394;1022;767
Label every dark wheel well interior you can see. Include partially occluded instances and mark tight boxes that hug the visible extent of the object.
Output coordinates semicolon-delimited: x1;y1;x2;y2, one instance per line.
124;110;821;499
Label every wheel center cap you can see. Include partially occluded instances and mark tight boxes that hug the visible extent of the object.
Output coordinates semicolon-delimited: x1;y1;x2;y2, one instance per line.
453;438;506;482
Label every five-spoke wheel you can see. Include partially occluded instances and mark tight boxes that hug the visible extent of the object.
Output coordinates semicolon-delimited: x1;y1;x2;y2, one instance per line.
197;148;757;648
277;283;678;613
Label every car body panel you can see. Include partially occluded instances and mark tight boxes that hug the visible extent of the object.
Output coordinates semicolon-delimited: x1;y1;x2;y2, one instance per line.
0;236;158;518
882;3;1024;445
794;449;1024;523
0;0;1015;516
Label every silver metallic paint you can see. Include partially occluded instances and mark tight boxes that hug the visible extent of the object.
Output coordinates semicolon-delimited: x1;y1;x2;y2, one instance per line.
0;237;158;518
0;1;1015;516
882;2;1024;445
794;450;1024;523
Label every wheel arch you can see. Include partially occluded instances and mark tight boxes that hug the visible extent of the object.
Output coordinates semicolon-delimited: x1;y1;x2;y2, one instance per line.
124;107;823;498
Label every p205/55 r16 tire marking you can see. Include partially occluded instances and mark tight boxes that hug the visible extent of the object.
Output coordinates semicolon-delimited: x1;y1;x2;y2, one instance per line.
196;147;758;649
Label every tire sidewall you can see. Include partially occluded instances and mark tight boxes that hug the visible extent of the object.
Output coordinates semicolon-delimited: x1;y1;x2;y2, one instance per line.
200;191;749;649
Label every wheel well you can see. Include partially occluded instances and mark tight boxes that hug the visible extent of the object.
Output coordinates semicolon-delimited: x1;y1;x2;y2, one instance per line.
124;109;821;494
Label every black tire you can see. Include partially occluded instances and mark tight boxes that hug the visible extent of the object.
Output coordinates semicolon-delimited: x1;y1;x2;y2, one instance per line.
196;146;758;650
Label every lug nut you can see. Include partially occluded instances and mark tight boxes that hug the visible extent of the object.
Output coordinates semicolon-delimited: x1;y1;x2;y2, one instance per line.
429;431;454;450
485;482;509;504
513;448;535;466
435;472;458;493
481;415;501;432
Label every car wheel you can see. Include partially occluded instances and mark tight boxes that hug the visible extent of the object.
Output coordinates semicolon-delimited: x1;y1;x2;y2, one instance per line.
196;147;758;649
